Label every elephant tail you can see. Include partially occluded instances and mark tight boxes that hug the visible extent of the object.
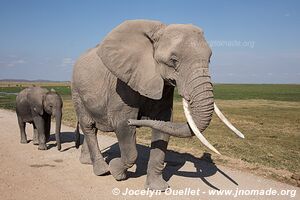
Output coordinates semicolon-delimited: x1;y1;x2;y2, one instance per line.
75;121;80;149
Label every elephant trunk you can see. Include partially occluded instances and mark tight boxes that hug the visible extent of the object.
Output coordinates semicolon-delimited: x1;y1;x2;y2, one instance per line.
185;74;214;133
128;119;193;137
55;111;62;151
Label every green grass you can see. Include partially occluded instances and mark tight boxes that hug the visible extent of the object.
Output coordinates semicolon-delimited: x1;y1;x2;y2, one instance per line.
1;82;299;185
2;84;300;111
0;94;16;110
0;86;71;96
173;84;300;102
0;87;24;93
213;84;300;101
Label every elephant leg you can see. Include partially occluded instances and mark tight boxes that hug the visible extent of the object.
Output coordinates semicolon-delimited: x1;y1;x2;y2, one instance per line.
32;123;39;145
33;116;47;150
17;116;27;144
79;137;92;165
73;92;108;174
44;115;51;142
144;86;173;191
145;130;170;191
109;120;137;181
79;119;109;175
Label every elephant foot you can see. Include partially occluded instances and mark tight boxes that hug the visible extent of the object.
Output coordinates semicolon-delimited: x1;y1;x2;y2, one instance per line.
109;158;127;181
145;175;169;191
20;139;28;144
32;139;39;145
93;159;109;176
79;153;92;165
38;144;47;150
57;144;61;151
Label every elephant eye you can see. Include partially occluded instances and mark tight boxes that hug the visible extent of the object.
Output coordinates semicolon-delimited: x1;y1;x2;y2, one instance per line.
169;55;179;69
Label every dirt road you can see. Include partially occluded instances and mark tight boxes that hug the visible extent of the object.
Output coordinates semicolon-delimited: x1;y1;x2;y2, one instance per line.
0;109;298;200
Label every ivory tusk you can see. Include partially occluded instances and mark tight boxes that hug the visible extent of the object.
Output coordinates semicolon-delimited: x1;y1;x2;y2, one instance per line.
214;103;245;139
182;99;221;155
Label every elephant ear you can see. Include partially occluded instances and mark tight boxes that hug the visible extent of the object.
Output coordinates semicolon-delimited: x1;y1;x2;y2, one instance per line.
97;20;165;100
27;87;46;116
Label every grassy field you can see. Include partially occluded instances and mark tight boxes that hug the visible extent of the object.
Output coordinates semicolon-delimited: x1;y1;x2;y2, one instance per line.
1;81;299;186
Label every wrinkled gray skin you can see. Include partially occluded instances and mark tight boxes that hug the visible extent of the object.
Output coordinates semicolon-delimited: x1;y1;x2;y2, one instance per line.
72;20;213;190
16;87;63;150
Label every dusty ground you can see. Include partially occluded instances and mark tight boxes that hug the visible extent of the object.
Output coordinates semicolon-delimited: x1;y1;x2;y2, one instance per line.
0;109;298;200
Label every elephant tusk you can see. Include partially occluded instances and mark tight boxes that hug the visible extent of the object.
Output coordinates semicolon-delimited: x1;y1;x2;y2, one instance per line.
182;99;221;155
214;103;245;139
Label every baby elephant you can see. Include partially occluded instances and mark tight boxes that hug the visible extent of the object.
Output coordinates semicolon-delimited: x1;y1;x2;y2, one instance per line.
16;86;63;150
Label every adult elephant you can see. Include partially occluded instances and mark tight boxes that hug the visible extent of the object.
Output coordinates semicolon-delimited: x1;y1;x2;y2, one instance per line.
16;86;63;150
72;20;244;190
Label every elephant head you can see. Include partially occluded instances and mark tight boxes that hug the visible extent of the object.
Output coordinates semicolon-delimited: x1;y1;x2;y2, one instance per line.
98;20;244;154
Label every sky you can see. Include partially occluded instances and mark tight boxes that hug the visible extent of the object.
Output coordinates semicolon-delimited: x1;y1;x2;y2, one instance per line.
0;0;299;83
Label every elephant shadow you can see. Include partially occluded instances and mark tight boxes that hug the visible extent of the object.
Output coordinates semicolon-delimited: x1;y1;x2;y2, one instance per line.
48;132;84;151
103;142;238;190
163;151;238;190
